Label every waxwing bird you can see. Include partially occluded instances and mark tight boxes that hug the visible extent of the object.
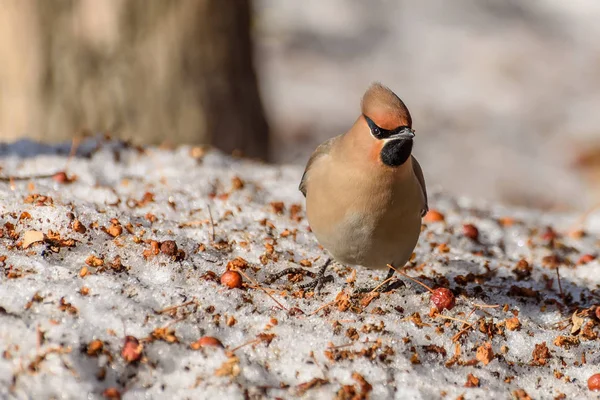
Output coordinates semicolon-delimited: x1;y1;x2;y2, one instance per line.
267;83;428;292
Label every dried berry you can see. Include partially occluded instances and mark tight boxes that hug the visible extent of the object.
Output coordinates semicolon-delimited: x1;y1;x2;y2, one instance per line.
431;288;455;311
191;336;224;349
102;387;121;400
578;254;596;265
106;224;123;238
121;336;143;363
72;219;86;234
160;240;178;256
588;374;600;391
87;339;104;356
231;176;244;190
513;259;532;280
220;270;242;289
52;171;75;184
462;224;479;241
423;210;445;223
541;226;558;241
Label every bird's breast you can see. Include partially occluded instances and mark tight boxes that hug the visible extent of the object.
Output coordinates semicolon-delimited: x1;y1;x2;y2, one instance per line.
305;156;423;269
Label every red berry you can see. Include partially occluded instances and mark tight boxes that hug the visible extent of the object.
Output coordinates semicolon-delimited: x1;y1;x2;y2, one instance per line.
431;288;455;311
191;336;224;350
588;374;600;391
578;254;596;265
121;336;142;363
424;210;445;223
220;270;242;289
462;224;479;241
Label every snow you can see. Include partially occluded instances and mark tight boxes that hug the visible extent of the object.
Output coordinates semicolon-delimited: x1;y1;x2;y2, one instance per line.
0;140;599;399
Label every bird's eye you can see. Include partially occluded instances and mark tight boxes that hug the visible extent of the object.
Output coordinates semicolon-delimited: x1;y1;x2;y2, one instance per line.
364;115;384;139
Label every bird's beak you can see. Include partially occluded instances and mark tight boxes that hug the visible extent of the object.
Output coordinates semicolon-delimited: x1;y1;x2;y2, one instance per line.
388;127;415;140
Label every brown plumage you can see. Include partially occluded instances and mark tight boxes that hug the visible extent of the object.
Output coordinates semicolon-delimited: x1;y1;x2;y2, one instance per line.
299;83;427;276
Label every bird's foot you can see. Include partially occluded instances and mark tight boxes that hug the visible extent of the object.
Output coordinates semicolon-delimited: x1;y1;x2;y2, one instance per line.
264;259;333;293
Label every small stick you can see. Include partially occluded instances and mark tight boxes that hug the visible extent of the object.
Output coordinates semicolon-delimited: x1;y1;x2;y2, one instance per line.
556;266;565;302
309;300;337;316
179;220;207;228
0;174;56;182
64;136;81;170
232;267;289;311
451;324;474;343
155;299;197;314
207;203;216;243
310;351;323;375
387;264;434;293
369;276;394;293
436;315;471;325
471;303;500;309
229;338;262;353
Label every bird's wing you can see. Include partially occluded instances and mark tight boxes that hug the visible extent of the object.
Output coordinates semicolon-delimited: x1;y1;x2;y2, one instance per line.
299;135;341;197
411;155;429;217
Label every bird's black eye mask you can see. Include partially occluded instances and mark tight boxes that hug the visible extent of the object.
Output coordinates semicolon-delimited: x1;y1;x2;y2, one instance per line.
364;114;412;140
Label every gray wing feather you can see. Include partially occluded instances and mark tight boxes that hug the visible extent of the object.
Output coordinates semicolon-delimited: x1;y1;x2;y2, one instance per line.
299;135;341;197
411;155;429;217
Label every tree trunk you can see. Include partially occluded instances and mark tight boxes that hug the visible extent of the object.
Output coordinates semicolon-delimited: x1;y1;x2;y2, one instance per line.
0;0;270;159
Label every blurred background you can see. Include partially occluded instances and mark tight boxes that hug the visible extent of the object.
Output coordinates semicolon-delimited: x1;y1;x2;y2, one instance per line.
1;0;600;211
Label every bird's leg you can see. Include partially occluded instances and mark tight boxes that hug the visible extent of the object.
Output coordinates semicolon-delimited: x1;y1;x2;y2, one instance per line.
264;259;334;293
354;265;404;294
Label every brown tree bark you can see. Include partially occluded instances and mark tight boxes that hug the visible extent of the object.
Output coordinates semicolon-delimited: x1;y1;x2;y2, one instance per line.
0;0;270;159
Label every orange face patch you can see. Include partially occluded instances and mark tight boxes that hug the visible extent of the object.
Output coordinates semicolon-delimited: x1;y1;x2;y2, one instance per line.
369;139;385;165
368;110;410;131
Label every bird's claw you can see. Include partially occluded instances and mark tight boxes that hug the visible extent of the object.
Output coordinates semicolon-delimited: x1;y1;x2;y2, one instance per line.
264;259;334;293
299;273;334;293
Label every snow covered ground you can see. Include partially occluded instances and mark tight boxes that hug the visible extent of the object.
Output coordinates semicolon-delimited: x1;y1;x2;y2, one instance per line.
1;140;600;399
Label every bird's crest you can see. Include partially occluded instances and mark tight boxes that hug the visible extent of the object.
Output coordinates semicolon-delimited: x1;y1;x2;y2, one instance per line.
361;82;412;130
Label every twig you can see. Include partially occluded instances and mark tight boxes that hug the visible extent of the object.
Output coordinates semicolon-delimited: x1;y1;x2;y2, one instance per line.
64;136;81;171
309;300;337;316
232;267;289;311
179;220;207;228
556;266;565;302
369;276;394;293
0;174;56;182
451;324;474;343
207;203;216;243
155;299;197;314
229;338;262;353
387;264;434;293
471;303;500;309
436;315;472;325
450;308;477;342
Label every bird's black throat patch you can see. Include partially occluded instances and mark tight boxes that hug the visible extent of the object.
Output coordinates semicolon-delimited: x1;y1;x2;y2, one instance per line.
380;139;412;167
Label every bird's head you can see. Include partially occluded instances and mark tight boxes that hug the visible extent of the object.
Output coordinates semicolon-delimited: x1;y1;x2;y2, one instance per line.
360;83;415;168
